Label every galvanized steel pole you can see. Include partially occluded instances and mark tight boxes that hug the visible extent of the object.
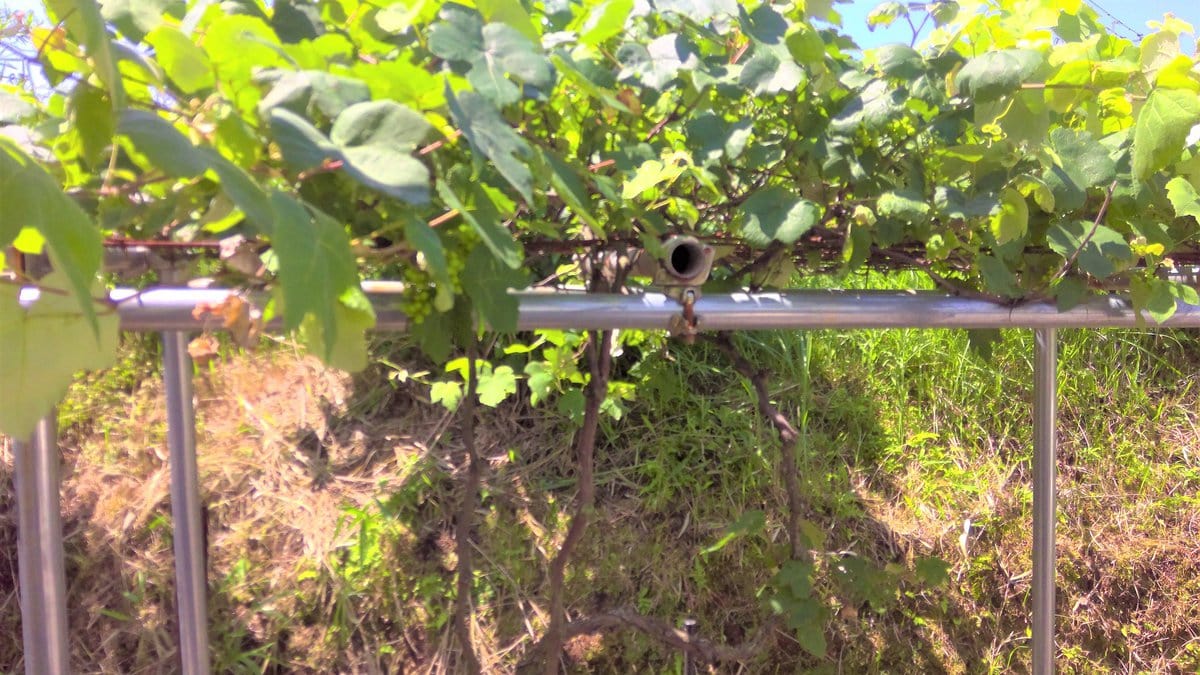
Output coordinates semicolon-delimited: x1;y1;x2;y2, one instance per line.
162;327;211;674
17;287;1200;332
1032;328;1058;674
13;415;71;675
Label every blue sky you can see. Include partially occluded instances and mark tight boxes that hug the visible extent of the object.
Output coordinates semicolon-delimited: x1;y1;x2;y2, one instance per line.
838;0;1197;51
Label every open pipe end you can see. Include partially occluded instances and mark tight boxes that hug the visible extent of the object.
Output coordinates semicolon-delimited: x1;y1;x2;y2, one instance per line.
662;236;713;284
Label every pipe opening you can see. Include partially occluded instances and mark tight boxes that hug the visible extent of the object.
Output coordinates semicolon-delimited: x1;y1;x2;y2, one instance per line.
665;238;705;280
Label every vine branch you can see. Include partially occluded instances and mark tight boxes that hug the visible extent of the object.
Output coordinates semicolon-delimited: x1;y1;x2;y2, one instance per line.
704;332;806;560
529;249;631;673
453;339;482;674
1050;180;1119;284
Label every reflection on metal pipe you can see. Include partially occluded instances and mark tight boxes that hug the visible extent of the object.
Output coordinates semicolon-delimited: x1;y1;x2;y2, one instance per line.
16;287;1200;332
1032;328;1058;674
162;329;211;675
13;416;71;675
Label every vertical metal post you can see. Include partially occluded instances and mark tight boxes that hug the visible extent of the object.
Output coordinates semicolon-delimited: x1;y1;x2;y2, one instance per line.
1032;328;1058;674
681;618;698;675
163;328;210;674
13;415;71;674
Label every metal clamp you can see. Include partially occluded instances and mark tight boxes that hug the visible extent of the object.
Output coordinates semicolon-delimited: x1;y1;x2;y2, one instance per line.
669;288;699;343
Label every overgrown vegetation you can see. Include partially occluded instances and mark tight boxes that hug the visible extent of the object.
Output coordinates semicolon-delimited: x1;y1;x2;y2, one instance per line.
3;0;1200;671
3;270;1198;672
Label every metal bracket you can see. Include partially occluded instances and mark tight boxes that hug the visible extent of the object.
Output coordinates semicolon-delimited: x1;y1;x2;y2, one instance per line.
668;287;699;343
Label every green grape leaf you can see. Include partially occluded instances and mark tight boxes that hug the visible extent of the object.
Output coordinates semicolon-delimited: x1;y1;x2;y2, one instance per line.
1053;277;1088;311
461;244;527;332
914;557;952;587
966;328;1002;361
146;24;215;94
867;1;906;28
556;387;586;423
101;0;182;42
686;114;753;165
877;189;931;223
478;0;539;42
350;59;446;110
269;192;364;360
996;90;1049;146
68;83;113;166
1130;276;1200;324
429;8;552;105
447;88;533;202
340;146;431;205
427;4;483;62
524;360;556;405
1132;88;1200;180
268;108;339;170
622;157;687;199
741;3;788;45
551;53;632;112
977;255;1022;297
477;365;518;407
431;380;464;411
795;624;827;659
873;44;924;80
786;23;825;63
955;49;1043;101
739;49;807;95
271;0;323;43
0;273;118;439
541;148;602;233
204;148;276;233
1039;128;1115;213
330;100;431;151
376;0;439;34
297;289;374;371
830;79;905;133
0;139;103;328
271;102;432;203
579;0;633;46
1166;176;1200;220
739;187;821;248
437;179;522;268
48;0;126;107
403;214;453;305
934;187;999;220
618;33;698;90
1046;220;1132;279
117;109;209;176
256;70;372;119
1155;55;1200;91
990;188;1029;244
203;15;288;112
472;23;554;103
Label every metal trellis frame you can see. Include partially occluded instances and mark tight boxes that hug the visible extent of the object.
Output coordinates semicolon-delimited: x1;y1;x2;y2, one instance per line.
13;285;1200;675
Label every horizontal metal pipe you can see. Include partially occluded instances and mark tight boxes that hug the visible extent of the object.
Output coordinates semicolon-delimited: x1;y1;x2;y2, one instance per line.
17;287;1200;331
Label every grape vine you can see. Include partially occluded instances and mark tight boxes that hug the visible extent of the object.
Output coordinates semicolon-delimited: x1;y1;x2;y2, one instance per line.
2;0;1199;667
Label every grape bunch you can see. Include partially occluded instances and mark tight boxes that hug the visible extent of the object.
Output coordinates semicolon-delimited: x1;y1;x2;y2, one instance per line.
400;265;436;324
444;223;479;292
401;224;480;323
445;246;466;294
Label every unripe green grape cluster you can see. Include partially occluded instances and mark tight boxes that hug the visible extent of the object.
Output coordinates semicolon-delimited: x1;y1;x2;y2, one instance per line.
401;265;435;323
401;224;481;323
445;223;479;293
